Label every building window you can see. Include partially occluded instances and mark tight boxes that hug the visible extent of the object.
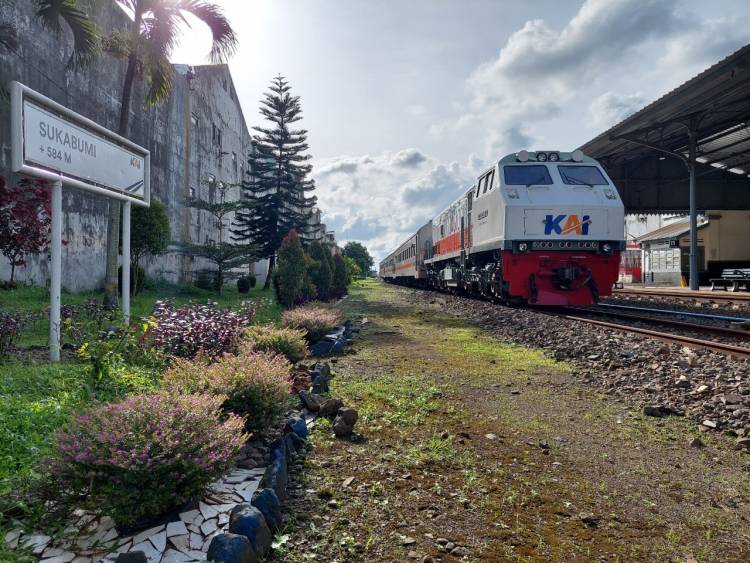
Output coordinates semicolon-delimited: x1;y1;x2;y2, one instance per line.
189;186;195;198
232;152;237;174
207;174;216;203
212;124;222;148
191;112;199;128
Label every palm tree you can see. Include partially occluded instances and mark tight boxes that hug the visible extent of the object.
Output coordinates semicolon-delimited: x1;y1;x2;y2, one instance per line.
34;0;99;67
102;0;238;307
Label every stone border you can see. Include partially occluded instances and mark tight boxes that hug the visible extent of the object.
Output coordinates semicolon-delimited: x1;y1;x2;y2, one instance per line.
8;394;321;563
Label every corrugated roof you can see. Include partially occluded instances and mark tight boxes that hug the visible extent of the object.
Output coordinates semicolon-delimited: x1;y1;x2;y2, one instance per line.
636;219;708;243
581;43;750;178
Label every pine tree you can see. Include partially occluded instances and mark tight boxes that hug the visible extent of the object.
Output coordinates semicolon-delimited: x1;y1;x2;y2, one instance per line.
180;181;254;293
233;75;317;290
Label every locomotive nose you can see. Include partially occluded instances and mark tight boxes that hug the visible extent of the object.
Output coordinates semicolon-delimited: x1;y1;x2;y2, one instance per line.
554;262;589;290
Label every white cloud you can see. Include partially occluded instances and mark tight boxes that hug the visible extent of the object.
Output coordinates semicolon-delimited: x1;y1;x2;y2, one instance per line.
313;150;481;262
589;91;648;128
456;0;748;156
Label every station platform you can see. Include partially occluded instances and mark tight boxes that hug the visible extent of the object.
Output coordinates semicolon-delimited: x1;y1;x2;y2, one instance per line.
613;284;750;301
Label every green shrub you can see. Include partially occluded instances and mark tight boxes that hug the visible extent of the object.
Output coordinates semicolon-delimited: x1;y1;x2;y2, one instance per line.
308;241;332;300
237;277;251;293
332;254;348;297
275;230;305;308
242;325;307;363
282;305;343;342
49;392;246;527
164;350;292;432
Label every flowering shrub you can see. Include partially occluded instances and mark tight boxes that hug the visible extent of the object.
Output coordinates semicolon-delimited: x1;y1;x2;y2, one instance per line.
282;305;343;342
149;300;255;359
164;351;292;431
241;325;308;364
0;310;25;359
50;392;246;527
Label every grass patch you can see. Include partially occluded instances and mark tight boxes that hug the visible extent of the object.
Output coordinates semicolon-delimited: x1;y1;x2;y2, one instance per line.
0;363;91;515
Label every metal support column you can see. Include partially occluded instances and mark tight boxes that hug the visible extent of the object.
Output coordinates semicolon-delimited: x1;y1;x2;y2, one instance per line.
49;179;62;362
688;130;699;290
122;201;131;324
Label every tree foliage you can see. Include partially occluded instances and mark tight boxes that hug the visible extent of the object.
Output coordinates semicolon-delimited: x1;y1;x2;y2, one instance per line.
128;199;170;294
180;182;254;293
343;256;361;283
274;230;305;308
233;76;317;289
0;177;51;286
332;254;348;297
343;241;374;276
34;0;100;68
307;241;332;300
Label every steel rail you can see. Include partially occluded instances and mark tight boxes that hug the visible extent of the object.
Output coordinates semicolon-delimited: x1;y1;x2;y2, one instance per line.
553;310;750;359
566;307;750;339
613;288;750;302
595;303;750;323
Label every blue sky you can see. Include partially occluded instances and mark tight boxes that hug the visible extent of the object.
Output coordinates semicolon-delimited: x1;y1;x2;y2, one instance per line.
172;0;750;260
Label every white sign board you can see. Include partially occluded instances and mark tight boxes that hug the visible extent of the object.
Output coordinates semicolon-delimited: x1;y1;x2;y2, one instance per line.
11;81;150;205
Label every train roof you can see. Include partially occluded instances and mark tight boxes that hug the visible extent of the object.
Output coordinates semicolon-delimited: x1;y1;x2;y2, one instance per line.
498;150;599;165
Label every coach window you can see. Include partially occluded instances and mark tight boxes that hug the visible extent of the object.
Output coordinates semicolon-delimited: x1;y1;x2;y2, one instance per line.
487;170;495;190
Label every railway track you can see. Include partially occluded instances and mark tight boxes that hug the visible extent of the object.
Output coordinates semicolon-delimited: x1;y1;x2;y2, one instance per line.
555;306;750;360
613;287;750;303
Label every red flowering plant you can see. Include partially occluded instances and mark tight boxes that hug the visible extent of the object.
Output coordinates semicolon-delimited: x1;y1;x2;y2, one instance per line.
48;392;247;527
148;300;255;359
0;176;52;288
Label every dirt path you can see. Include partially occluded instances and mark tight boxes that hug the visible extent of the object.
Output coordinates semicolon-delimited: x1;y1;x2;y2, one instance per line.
277;280;750;562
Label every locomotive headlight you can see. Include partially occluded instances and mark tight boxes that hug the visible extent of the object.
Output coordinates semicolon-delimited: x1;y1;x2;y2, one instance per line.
536;152;548;162
507;188;519;199
518;242;528;252
548;152;560;162
602;243;612;253
604;189;617;199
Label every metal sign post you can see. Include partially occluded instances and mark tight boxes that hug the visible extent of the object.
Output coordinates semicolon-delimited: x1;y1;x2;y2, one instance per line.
10;81;150;361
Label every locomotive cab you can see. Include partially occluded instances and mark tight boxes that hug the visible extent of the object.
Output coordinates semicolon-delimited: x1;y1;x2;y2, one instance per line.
488;150;624;304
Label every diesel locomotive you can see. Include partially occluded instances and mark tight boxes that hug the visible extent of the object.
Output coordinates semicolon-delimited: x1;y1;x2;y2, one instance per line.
379;150;625;306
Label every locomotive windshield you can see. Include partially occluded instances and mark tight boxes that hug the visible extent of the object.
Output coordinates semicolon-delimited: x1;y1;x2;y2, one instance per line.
558;165;609;185
503;165;553;186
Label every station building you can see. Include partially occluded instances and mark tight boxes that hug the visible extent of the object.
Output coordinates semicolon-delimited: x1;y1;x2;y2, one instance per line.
635;211;750;286
0;0;331;291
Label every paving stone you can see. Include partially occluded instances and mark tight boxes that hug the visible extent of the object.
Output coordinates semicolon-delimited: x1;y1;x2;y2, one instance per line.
132;525;165;547
21;533;52;554
4;529;22;548
39;552;75;563
168;534;190;553
200;518;218;536
179;510;200;524
189;533;203;550
129;541;161;563
161;548;195;563
166;521;188;538
149;530;167;552
199;501;219;520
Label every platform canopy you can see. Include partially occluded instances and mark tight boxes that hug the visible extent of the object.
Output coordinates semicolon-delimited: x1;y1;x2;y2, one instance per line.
580;43;750;214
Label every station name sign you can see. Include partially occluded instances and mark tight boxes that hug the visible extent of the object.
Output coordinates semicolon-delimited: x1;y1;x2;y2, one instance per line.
11;81;150;205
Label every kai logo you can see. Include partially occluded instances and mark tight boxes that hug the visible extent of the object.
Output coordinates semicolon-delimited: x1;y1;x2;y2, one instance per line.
544;214;591;235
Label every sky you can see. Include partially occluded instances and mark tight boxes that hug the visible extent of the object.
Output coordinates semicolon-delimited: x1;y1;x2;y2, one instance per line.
171;0;750;262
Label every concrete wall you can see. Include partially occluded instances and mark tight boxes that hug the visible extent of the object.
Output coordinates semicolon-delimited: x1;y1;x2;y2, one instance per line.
0;0;266;291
